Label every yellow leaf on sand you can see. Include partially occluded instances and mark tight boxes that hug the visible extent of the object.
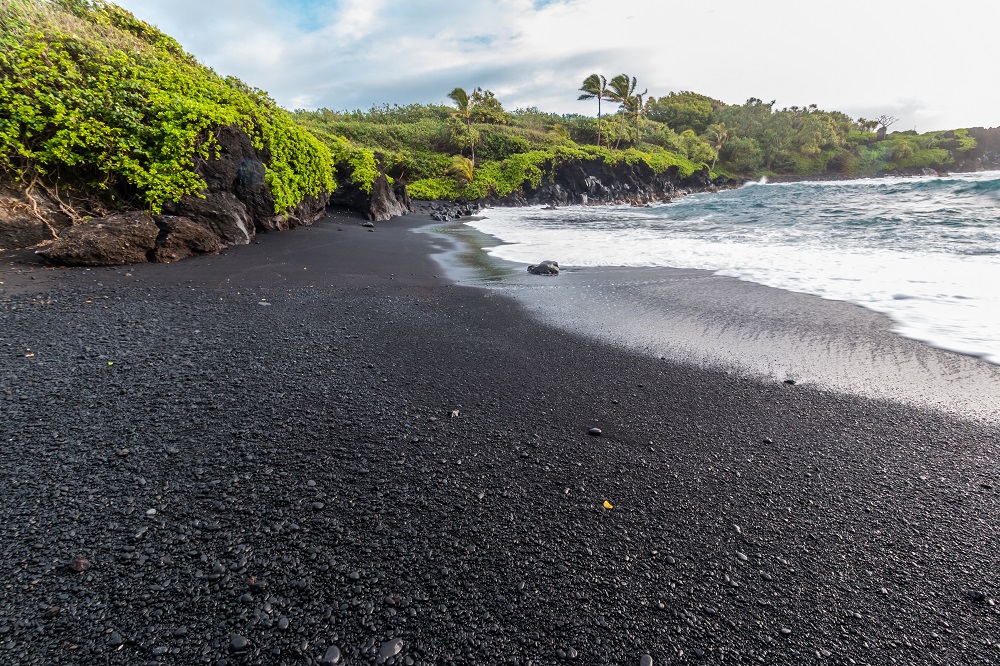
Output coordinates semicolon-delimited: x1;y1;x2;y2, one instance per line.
603;500;613;509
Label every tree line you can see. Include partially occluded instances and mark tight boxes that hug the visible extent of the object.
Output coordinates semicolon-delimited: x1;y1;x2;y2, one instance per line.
293;78;981;200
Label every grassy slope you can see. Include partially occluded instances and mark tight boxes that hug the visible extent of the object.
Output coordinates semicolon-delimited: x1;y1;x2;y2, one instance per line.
292;106;706;201
0;0;334;214
292;101;986;201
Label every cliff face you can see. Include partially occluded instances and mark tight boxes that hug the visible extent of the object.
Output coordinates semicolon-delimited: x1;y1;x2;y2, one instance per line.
1;126;331;266
952;127;1000;172
161;126;330;242
4;150;738;266
488;158;742;207
327;154;413;222
887;127;1000;176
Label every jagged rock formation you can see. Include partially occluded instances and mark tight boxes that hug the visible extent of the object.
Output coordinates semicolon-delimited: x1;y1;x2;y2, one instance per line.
953;127;1000;172
36;213;224;266
162;127;330;240
413;160;741;223
328;155;413;222
487;159;741;208
0;126;331;265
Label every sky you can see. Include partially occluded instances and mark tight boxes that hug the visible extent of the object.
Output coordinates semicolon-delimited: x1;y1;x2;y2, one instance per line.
115;0;1000;132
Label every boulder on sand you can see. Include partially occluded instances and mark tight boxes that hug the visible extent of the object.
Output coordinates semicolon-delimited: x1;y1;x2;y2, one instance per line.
37;213;224;266
151;216;224;263
528;260;560;275
37;213;159;266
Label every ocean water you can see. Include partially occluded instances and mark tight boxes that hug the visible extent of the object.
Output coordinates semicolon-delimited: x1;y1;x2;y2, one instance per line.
467;172;1000;366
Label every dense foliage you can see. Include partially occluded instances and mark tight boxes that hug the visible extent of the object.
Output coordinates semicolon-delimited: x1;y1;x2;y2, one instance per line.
292;97;706;201
0;0;334;213
294;73;986;201
707;99;980;176
0;1;986;212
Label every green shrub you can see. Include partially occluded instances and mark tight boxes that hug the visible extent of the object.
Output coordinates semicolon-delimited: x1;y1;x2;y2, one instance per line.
0;0;334;213
391;149;451;182
407;177;460;200
953;128;977;152
478;127;533;161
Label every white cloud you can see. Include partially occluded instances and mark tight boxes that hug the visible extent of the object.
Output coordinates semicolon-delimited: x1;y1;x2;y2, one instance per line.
116;0;1000;130
327;0;386;40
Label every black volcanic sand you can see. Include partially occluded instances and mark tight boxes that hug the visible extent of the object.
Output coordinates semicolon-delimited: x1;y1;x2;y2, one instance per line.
1;209;998;665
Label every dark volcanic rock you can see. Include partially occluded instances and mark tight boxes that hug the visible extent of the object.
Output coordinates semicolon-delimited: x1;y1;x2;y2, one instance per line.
9;125;331;265
151;215;224;263
67;556;90;572
163;192;255;245
36;213;159;265
484;157;740;208
528;260;560;276
0;212;57;250
36;212;224;266
329;154;412;221
193;126;329;233
320;645;342;664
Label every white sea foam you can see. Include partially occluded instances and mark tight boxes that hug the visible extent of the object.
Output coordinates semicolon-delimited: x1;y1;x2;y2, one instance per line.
467;172;1000;364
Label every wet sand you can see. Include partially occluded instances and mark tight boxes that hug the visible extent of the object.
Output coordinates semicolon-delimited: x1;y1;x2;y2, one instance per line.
1;209;998;665
428;223;1000;421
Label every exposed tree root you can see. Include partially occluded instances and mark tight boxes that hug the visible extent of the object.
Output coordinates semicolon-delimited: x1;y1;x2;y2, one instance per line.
22;174;63;240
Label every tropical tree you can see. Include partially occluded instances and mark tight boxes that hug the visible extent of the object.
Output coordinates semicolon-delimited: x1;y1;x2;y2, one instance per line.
630;87;648;142
875;114;898;141
470;88;509;125
678;130;716;165
856;117;880;133
605;74;640;150
448;154;475;183
548;123;570;141
722;136;764;173
577;73;608;147
645;91;721;134
447;86;479;164
705;123;730;171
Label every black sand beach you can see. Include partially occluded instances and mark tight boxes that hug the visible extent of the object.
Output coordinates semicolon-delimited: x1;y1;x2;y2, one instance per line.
1;210;998;665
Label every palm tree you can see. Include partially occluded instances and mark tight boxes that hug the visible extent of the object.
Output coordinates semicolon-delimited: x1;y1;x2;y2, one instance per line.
577;74;607;147
706;123;730;171
447;86;479;165
448;155;475;184
605;74;639;150
630;88;648;143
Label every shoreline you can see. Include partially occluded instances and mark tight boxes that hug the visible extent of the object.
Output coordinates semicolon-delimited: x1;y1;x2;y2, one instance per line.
1;209;998;664
425;209;1000;422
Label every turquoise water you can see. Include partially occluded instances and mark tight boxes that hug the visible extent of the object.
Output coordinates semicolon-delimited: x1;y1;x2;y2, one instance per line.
468;172;1000;364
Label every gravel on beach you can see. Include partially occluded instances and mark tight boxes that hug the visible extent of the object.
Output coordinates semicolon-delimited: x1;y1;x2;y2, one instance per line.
1;210;998;665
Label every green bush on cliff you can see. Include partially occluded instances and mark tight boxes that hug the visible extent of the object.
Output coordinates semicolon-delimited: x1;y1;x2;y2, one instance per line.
0;0;334;213
402;145;702;200
407;177;460;200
